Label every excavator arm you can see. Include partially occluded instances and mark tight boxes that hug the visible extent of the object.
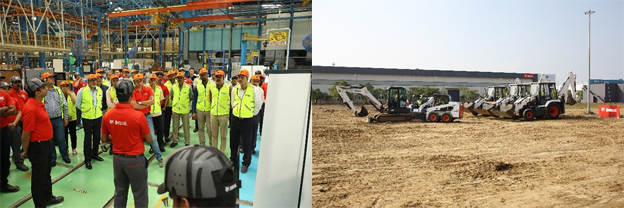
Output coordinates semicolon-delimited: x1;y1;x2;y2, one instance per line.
559;71;578;105
337;86;384;117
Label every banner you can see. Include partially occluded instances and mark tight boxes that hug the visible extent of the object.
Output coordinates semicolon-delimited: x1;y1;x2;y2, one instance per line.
598;105;620;118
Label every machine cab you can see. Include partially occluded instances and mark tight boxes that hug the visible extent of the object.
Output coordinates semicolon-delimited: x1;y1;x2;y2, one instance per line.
387;87;410;114
433;94;451;105
530;82;558;105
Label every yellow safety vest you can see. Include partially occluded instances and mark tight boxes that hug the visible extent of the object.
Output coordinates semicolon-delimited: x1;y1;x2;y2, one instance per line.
108;87;117;110
102;79;110;87
172;83;191;114
232;85;254;118
210;83;230;116
165;81;174;107
67;95;77;121
196;80;211;112
150;85;162;114
42;86;66;119
80;87;103;119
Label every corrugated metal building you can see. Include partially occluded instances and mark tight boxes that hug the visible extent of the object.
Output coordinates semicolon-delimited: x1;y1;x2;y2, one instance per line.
312;66;538;102
582;79;624;103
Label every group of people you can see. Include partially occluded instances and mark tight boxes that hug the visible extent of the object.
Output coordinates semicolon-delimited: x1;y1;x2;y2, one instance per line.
0;66;268;207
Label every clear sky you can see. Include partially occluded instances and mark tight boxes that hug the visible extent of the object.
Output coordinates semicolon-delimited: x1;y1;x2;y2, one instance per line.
313;0;624;83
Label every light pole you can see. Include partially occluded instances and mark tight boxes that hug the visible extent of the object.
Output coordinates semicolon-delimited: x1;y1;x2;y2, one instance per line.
355;74;358;86
585;9;595;114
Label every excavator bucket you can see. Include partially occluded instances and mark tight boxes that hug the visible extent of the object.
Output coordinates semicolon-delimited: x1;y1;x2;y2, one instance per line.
356;106;369;117
566;95;577;105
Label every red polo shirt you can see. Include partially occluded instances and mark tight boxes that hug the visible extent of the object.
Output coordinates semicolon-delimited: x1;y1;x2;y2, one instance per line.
132;85;154;115
7;97;21;123
9;88;28;106
73;80;87;94
101;104;150;156
22;98;53;142
261;83;268;99
159;83;170;106
0;90;16;128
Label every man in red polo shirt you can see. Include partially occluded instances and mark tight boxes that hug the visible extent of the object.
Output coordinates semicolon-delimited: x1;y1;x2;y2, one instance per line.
102;79;152;207
0;79;18;193
21;78;64;206
130;74;163;167
9;76;28;105
1;82;28;172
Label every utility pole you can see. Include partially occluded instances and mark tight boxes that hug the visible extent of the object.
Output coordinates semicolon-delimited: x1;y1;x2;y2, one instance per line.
584;9;595;114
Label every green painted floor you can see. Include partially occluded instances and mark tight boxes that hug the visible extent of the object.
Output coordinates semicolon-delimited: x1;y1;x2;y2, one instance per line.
1;121;261;208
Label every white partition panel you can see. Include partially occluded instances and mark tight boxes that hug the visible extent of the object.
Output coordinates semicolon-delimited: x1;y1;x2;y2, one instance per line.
253;70;312;208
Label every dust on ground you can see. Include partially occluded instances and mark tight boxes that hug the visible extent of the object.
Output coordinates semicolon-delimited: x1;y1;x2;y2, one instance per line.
312;104;624;207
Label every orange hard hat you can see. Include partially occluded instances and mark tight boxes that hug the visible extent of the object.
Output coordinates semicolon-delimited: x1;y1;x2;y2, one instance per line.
122;68;130;72
41;72;54;80
215;70;225;76
87;74;98;80
167;70;177;76
199;68;208;74
110;75;119;80
149;74;158;80
133;74;144;80
96;74;103;78
250;75;260;81
131;69;139;73
60;81;70;86
238;70;249;78
176;72;185;77
96;69;104;73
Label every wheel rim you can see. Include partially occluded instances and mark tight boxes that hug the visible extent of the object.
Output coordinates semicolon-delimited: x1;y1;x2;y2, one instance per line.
429;114;437;121
443;115;450;122
527;111;533;119
549;106;558;117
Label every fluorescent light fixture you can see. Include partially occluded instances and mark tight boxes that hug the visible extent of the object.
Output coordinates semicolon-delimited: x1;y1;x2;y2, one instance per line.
114;7;123;12
32;17;37;21
261;4;281;9
109;1;112;4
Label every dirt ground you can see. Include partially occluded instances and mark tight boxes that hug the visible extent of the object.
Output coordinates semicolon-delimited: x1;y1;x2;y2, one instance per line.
312;104;624;207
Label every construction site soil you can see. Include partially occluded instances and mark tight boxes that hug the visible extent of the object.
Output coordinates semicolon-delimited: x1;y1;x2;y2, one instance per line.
312;104;624;207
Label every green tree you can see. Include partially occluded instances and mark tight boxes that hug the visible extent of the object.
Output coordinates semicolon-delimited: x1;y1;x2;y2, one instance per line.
329;80;350;101
311;88;330;104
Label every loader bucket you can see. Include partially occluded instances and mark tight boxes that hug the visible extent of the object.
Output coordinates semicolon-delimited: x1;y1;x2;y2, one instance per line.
356;106;369;117
496;104;517;118
464;102;475;113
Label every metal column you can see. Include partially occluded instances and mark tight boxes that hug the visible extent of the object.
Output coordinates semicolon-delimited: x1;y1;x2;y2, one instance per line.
97;16;102;69
76;35;82;70
124;24;129;67
202;23;207;69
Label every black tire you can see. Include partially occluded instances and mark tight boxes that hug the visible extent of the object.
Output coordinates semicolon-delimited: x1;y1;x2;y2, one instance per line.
523;109;536;121
546;103;560;119
441;113;453;123
428;113;440;122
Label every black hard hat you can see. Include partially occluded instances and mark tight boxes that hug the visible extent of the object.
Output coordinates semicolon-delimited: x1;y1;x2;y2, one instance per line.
115;80;134;101
157;146;239;199
24;78;46;95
